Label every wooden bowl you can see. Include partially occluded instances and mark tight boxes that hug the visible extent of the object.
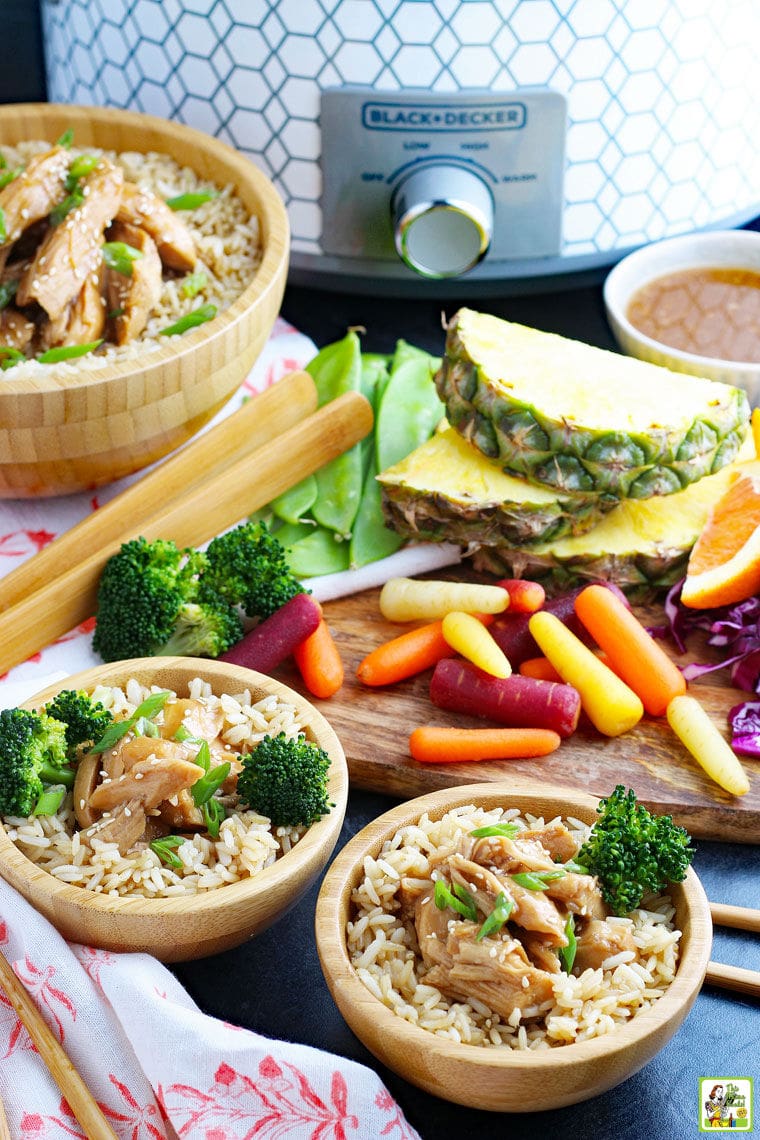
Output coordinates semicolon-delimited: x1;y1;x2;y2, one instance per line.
0;103;289;498
315;783;712;1112
0;658;348;962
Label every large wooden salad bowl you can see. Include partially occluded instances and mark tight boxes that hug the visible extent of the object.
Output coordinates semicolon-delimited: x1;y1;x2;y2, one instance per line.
315;783;712;1112
0;659;348;962
0;103;289;497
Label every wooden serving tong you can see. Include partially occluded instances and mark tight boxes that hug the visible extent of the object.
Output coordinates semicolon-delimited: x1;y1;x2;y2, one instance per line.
0;370;373;674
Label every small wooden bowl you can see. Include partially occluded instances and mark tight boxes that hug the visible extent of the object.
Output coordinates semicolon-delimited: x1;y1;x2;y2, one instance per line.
0;658;348;962
315;783;712;1112
0;103;289;498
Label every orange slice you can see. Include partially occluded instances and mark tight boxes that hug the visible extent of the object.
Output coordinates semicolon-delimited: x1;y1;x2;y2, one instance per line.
681;459;760;608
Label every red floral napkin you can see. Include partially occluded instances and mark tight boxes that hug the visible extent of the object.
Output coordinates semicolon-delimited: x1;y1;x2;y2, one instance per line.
0;319;420;1138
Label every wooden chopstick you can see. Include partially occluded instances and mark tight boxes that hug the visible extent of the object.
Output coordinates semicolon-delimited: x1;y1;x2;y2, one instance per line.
0;369;318;615
705;901;760;998
0;389;373;675
0;949;118;1139
0;1093;10;1140
710;901;760;933
704;961;760;999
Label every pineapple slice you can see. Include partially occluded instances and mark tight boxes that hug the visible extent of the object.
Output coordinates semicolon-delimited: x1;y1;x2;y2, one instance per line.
472;439;756;597
438;309;750;499
379;425;614;546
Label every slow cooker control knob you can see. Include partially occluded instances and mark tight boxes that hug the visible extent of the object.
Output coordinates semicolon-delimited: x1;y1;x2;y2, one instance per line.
391;165;493;279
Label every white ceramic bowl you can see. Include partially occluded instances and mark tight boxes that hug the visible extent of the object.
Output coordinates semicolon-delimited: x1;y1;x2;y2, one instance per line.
603;229;760;405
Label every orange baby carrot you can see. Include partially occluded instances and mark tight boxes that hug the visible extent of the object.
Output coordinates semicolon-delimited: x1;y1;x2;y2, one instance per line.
574;583;686;717
409;725;561;763
519;656;563;682
356;620;452;686
494;578;546;614
293;616;344;699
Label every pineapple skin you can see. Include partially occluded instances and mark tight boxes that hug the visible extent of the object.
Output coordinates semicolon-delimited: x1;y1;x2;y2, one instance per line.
437;310;750;499
378;426;615;547
469;439;756;599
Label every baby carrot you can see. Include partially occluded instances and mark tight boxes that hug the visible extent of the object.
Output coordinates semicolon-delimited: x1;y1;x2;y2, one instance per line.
528;610;643;737
574;583;686;716
293;616;344;699
356;620;452;686
667;694;749;796
519;656;562;682
494;578;546;614
409;725;561;763
441;611;511;678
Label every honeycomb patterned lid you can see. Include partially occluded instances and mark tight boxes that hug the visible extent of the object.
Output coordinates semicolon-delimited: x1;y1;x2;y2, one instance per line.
42;0;760;261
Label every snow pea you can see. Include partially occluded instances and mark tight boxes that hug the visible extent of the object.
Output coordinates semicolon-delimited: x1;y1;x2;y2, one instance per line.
269;474;318;524
284;525;351;577
350;345;443;568
375;352;444;475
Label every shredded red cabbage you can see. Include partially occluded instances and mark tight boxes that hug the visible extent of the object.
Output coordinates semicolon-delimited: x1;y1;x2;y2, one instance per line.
652;579;760;692
728;700;760;758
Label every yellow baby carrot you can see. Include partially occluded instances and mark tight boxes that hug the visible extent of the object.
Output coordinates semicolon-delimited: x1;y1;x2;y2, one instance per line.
528;610;643;737
441;611;511;678
667;694;750;796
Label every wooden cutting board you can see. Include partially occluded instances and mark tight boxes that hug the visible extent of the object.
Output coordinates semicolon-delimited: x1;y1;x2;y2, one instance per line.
277;584;760;845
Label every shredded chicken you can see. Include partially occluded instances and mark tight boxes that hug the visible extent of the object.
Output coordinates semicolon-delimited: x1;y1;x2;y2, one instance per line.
104;220;162;344
412;823;636;1020
17;158;124;320
0;146;69;248
116;181;197;271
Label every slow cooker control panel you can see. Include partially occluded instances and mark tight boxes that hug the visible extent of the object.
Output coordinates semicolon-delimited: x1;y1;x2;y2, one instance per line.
320;87;566;279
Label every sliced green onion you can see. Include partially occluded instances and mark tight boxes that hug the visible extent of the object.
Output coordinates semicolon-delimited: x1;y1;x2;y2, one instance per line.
558;913;577;974
173;725;194;742
191;760;231;807
202;798;226;838
470;823;520;839
67;153;98;184
102;240;144;276
0;153;6;169
563;859;589;875
159;303;217;337
107;307;125;319
37;339;103;363
92;690;172;752
476;891;514;941
433;877;477;922
0;280;18;310
0;346;26;370
0;206;6;243
192;739;211;773
511;869;567;891
0;167;22;191
49;187;85;226
452;880;477;912
150;835;186;869
132;715;160;738
56;128;75;148
181;269;207;298
33;784;66;817
165;190;218;210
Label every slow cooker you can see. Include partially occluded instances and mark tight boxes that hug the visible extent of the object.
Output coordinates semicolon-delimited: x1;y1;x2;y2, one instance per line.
41;0;760;295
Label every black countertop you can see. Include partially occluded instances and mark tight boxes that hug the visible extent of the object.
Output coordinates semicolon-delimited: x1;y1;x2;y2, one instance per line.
171;281;760;1140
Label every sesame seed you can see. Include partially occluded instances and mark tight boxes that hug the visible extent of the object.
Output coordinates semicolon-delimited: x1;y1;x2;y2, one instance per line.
124;807;131;817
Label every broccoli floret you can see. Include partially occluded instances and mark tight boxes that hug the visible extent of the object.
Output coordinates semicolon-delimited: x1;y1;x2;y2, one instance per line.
577;785;695;916
92;537;240;661
236;732;333;827
203;521;304;621
0;707;74;817
43;688;114;752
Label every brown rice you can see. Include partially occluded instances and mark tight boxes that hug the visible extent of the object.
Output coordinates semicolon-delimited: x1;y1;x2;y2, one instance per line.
346;804;681;1050
3;677;308;898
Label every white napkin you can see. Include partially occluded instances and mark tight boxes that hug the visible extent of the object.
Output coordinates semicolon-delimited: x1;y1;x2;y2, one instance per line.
0;877;419;1138
0;319;420;1139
